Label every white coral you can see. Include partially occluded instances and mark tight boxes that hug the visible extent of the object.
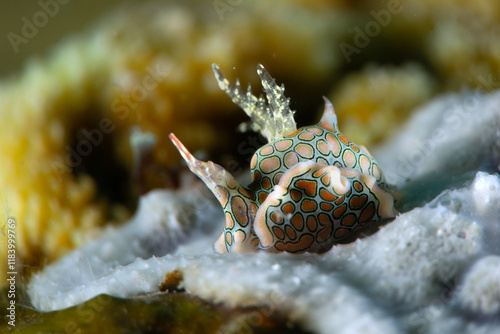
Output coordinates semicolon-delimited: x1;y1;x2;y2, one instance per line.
455;256;500;315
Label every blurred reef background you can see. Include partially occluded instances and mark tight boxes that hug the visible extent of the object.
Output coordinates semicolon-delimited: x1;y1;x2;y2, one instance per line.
0;0;499;333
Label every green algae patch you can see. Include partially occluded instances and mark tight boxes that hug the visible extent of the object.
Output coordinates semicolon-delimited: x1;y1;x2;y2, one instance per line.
1;286;309;334
2;293;223;333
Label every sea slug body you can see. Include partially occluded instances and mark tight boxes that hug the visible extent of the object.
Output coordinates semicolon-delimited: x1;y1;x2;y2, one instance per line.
170;64;397;254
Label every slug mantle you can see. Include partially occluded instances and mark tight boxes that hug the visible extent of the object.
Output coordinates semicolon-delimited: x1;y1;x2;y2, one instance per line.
170;64;397;253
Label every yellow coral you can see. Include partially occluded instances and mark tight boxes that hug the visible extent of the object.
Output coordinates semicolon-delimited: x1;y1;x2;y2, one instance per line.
328;64;435;146
352;0;500;90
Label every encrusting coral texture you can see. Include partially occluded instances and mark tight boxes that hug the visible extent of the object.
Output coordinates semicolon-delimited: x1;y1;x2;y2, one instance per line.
28;83;500;333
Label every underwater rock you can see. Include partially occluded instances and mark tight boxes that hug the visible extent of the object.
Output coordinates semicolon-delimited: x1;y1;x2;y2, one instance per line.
455;255;500;316
373;90;500;210
28;170;500;334
28;184;222;311
28;90;500;333
376;90;500;184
